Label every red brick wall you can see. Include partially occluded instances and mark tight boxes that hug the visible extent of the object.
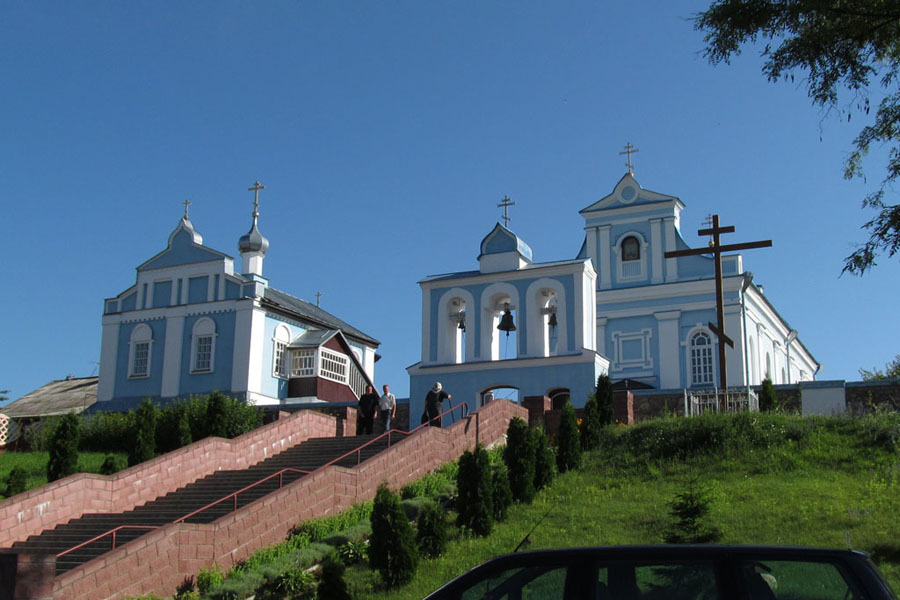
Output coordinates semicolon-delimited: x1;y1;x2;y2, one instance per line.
0;410;337;549
44;400;527;600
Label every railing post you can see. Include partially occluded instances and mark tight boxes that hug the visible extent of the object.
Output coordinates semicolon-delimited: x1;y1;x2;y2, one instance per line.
111;530;117;550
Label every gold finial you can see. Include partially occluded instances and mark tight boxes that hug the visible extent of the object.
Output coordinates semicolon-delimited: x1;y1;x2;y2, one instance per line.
619;142;640;175
182;199;192;219
497;195;515;228
315;291;323;308
248;181;265;218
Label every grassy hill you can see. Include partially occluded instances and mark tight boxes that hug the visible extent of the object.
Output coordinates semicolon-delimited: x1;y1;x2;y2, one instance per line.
347;412;900;599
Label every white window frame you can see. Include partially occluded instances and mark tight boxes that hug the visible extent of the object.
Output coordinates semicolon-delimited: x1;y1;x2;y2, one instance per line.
272;324;291;378
319;348;349;384
291;349;316;377
128;324;153;378
190;317;216;374
613;231;648;282
688;329;715;387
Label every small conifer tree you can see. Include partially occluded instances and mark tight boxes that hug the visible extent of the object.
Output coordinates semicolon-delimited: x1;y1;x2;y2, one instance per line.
205;391;230;438
47;413;81;482
369;483;418;587
4;466;28;497
664;477;722;544
556;401;581;473
99;454;120;476
416;499;448;558
317;551;351;600
760;376;779;412
492;464;513;522
456;444;494;536
580;394;603;451
531;426;556;491
596;374;614;426
129;398;159;467
503;417;536;503
177;408;193;447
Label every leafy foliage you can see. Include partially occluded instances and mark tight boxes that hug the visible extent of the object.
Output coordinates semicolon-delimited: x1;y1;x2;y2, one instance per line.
596;374;614;426
369;484;418;588
99;453;122;475
416;499;449;558
759;376;780;412
197;565;225;594
47;413;81;482
492;464;513;522
456;444;495;536
292;502;373;542
556;401;582;473
695;0;900;274
317;552;351;600
81;411;132;452
860;354;900;380
4;466;27;497
129;398;159;467
663;476;723;544
503;417;536;503
531;426;556;491
580;395;603;451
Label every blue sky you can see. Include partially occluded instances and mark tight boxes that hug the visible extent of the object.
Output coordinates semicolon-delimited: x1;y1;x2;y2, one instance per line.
1;1;897;405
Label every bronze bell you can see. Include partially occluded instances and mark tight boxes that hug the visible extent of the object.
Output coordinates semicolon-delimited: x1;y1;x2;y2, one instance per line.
548;310;558;329
458;313;466;332
497;303;516;336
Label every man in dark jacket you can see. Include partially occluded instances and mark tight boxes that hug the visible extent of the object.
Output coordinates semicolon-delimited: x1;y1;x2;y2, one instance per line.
358;385;379;434
424;381;451;427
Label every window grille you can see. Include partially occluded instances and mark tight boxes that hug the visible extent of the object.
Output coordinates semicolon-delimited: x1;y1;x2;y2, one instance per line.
622;261;642;277
194;335;213;372
319;348;348;384
348;360;367;399
690;332;714;385
291;349;316;377
274;341;287;377
133;342;149;377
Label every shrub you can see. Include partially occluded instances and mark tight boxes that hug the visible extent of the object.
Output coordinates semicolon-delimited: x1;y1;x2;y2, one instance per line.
24;416;61;451
129;398;158;467
556;401;581;473
760;376;779;412
82;411;133;452
272;567;316;599
99;454;121;476
156;403;192;453
196;564;224;594
663;476;722;544
47;413;82;482
595;374;614;426
337;539;367;565
292;501;373;542
317;552;351;600
202;391;262;439
503;417;536;503
416;499;448;559
580;393;603;451
531;426;556;491
456;445;494;536
205;391;230;438
4;466;27;497
492;464;513;522
369;483;418;587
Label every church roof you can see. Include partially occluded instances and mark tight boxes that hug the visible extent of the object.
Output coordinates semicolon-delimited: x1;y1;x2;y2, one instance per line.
478;223;533;261
262;287;380;347
138;217;232;271
420;257;591;283
287;329;340;349
579;173;684;215
1;376;97;419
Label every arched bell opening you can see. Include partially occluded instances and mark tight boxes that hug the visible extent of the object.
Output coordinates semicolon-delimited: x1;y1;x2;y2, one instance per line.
487;293;518;361
480;385;520;409
437;289;475;364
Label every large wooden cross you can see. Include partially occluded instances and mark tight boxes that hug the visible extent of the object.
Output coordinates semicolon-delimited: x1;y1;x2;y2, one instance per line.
664;214;771;391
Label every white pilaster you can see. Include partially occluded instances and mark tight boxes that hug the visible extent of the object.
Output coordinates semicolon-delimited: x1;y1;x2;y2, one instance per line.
245;308;267;394
598;226;612;290
596;317;607;356
664;217;678;282
161;316;185;397
655;310;681;388
421;287;431;363
585;226;598;272
650;218;663;284
231;303;255;392
97;320;120;402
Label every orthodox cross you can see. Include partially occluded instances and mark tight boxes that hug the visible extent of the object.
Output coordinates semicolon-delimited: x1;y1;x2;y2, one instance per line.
619;142;640;175
314;291;322;308
498;195;515;228
248;181;265;217
664;214;772;391
182;199;191;219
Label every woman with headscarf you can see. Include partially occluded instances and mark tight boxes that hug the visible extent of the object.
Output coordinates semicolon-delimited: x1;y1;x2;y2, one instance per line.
424;381;451;427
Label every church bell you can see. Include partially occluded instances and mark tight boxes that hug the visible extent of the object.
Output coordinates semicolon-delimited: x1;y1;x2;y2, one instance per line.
457;313;466;332
497;303;516;336
548;309;558;329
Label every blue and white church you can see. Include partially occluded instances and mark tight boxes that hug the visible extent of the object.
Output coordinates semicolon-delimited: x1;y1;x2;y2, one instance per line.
97;185;380;409
407;169;819;418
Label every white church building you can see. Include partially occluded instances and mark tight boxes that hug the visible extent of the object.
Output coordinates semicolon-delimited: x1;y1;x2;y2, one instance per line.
97;185;380;410
407;171;819;420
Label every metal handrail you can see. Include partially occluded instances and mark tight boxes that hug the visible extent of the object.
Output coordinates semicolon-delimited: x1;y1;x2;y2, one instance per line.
55;401;470;558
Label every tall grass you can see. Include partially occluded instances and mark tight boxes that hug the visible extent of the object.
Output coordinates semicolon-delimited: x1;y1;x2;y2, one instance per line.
0;452;127;500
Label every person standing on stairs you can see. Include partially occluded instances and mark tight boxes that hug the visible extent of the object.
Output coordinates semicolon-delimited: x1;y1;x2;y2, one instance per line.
358;385;379;435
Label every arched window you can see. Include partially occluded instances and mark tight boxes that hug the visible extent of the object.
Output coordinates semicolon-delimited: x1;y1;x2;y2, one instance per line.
128;324;153;378
191;318;216;373
272;324;291;378
690;331;714;386
622;236;640;261
765;352;772;380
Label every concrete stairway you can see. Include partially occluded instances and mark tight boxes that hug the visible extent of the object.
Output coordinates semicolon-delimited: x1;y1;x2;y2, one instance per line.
11;434;389;574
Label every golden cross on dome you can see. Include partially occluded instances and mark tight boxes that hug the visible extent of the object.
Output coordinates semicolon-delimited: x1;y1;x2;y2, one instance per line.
619;142;640;175
497;195;515;228
248;181;265;217
182;199;191;219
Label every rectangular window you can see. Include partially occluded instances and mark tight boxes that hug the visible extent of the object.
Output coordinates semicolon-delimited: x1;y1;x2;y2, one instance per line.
132;342;149;377
274;341;287;377
319;348;348;384
691;345;713;385
194;335;213;372
291;349;315;377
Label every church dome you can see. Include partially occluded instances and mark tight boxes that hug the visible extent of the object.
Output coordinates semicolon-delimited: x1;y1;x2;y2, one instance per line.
239;218;269;255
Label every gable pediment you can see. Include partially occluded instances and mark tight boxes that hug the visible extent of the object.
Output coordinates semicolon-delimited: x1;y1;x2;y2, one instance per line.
580;173;681;215
138;218;231;271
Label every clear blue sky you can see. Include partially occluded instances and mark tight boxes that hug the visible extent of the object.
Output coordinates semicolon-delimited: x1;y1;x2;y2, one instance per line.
2;1;897;405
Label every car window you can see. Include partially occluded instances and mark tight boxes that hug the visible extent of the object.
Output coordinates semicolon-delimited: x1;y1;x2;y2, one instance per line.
597;561;719;600
739;560;861;600
459;565;569;600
